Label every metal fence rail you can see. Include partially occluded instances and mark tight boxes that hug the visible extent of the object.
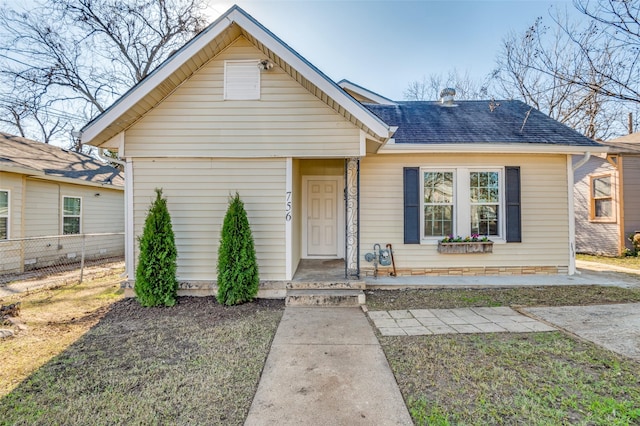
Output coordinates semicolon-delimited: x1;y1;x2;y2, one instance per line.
0;233;124;285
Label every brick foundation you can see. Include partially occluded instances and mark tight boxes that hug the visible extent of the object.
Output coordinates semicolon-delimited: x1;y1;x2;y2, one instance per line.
362;265;566;277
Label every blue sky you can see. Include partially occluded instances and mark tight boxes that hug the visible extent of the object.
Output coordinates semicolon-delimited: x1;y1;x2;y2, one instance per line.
207;0;580;100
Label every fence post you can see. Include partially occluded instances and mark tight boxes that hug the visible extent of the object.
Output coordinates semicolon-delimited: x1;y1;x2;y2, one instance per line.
79;234;86;283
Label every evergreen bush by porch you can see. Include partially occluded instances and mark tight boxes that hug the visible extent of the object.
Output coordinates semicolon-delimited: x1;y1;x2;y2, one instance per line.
217;192;259;305
135;188;178;307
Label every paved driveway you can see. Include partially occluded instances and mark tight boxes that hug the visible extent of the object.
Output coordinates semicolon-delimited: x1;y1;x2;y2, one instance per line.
524;303;640;361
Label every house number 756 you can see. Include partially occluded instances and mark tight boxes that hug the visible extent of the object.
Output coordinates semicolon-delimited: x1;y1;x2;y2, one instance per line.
285;191;292;221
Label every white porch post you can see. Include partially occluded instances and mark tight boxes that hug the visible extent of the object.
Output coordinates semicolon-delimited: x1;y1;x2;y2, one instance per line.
345;157;360;279
567;155;576;275
285;158;293;280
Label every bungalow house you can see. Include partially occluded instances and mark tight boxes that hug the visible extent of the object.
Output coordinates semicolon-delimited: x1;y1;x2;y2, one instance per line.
0;133;124;275
79;5;605;299
574;132;640;256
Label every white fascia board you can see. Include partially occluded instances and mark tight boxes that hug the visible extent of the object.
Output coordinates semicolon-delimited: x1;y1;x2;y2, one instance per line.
82;6;393;146
337;80;397;106
28;175;124;190
0;164;44;176
378;142;610;155
81;12;236;145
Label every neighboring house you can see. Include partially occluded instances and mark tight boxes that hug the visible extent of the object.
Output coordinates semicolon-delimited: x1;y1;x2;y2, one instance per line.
0;133;124;274
574;132;640;256
80;5;605;298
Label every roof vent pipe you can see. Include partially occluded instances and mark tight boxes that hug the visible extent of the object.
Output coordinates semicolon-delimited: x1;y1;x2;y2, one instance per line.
440;88;456;106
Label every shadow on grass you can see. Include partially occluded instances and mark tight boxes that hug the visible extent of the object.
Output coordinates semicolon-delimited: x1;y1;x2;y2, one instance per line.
0;297;284;426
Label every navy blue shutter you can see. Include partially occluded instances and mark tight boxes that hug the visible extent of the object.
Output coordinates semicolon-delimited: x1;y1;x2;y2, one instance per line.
505;166;521;242
404;167;420;244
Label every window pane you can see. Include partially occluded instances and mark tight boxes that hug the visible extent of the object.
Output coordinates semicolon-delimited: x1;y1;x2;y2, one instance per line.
593;177;611;198
63;217;80;235
64;197;81;215
470;172;499;203
0;217;6;240
0;191;7;211
424;172;453;203
595;199;612;218
424;205;453;237
471;205;499;236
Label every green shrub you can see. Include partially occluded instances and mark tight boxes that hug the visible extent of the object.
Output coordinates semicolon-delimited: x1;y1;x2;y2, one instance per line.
135;188;178;307
217;192;259;305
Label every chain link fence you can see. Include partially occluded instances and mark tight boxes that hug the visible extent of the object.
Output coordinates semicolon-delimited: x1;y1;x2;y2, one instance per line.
0;233;124;286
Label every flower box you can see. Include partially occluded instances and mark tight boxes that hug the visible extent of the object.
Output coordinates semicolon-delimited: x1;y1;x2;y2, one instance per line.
437;241;493;254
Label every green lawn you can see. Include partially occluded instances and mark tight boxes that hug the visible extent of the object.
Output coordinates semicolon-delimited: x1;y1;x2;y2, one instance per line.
578;253;640;270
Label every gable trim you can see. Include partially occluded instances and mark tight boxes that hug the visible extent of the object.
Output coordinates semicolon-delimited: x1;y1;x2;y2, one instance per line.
81;5;392;146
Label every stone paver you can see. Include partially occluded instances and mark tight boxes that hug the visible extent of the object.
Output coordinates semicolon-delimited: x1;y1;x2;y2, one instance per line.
369;307;556;336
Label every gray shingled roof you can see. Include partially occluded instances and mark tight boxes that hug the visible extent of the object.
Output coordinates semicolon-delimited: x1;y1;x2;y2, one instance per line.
0;133;124;186
364;100;603;147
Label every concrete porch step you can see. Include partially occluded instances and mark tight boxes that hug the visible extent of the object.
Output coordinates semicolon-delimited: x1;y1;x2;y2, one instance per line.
287;280;366;290
285;289;366;307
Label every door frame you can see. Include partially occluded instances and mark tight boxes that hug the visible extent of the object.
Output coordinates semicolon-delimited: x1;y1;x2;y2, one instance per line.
301;175;344;259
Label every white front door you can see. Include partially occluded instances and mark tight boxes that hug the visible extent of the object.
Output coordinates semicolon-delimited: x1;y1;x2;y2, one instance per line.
306;178;339;257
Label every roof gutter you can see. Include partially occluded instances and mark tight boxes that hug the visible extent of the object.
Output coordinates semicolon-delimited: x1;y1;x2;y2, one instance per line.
572;151;591;171
98;147;125;167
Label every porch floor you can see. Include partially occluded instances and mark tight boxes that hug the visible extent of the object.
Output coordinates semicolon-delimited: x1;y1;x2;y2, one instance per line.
292;259;346;282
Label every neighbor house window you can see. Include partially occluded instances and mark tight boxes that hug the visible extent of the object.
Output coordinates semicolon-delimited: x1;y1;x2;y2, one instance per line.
63;196;81;234
421;168;503;239
224;60;260;100
0;190;8;240
590;174;614;221
423;171;454;237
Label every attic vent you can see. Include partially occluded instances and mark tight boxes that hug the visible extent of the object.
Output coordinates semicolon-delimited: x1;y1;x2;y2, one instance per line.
224;60;260;100
440;88;456;106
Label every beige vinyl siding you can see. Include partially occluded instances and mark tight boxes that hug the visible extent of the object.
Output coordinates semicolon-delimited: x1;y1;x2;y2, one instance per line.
0;173;24;273
125;36;361;158
573;156;620;255
0;178;125;273
360;153;571;269
133;158;286;281
0;172;24;239
24;179;124;236
623;155;640;249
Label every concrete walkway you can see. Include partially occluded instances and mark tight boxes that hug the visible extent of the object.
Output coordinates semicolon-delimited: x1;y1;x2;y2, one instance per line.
369;307;556;336
244;307;412;426
524;303;640;361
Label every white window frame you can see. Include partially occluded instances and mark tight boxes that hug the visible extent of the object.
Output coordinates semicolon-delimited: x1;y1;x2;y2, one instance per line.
421;169;456;239
420;167;505;243
62;196;82;235
224;59;261;100
0;189;9;240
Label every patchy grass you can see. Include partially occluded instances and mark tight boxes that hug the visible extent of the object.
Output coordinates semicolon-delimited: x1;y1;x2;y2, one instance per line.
383;332;640;425
578;253;640;270
369;287;640;425
0;280;284;425
365;285;640;311
0;270;125;397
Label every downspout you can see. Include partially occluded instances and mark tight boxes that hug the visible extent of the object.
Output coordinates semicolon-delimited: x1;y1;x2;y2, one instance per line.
568;152;591;275
572;151;591;172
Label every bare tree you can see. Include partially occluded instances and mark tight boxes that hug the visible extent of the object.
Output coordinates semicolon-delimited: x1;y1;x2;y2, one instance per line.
0;0;208;148
491;1;640;139
404;69;488;101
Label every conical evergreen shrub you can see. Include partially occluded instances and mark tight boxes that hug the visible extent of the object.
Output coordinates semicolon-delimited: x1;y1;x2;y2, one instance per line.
217;192;259;305
135;188;178;307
